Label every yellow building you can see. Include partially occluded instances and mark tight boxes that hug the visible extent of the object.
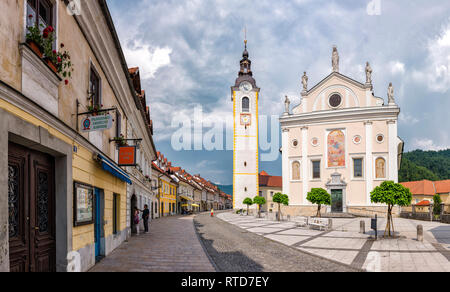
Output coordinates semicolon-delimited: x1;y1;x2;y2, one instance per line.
0;0;151;272
152;153;178;217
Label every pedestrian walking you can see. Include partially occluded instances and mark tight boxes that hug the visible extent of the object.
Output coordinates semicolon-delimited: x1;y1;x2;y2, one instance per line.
142;204;150;233
133;207;140;234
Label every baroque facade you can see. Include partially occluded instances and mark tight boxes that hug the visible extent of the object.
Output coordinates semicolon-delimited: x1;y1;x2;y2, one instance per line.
279;47;404;216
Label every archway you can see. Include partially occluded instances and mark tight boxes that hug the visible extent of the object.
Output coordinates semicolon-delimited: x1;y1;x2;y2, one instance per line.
130;195;137;234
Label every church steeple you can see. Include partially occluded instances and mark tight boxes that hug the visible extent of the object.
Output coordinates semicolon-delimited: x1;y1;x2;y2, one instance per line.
239;39;252;77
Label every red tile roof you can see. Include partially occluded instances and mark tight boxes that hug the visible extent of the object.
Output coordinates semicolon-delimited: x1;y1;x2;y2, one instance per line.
435;180;450;194
400;180;436;196
259;171;282;188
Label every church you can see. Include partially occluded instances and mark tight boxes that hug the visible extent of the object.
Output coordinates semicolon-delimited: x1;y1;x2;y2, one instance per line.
279;46;404;216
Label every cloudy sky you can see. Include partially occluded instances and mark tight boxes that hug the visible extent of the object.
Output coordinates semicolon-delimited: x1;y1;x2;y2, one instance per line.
107;0;450;185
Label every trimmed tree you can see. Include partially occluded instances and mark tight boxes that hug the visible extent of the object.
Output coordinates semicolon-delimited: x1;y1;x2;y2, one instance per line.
243;197;253;216
253;196;266;218
433;194;442;216
273;193;289;221
306;188;331;218
370;181;412;237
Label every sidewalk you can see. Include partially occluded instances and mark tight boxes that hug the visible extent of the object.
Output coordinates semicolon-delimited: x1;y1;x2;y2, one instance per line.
218;213;450;272
90;215;215;272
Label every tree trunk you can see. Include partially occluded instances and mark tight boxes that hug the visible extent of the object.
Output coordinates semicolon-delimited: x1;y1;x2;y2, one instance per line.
317;204;321;218
278;203;281;221
258;205;261;218
247;205;249;216
384;204;394;237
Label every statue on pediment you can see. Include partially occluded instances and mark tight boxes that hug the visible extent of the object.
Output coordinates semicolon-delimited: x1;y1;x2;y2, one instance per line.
332;46;339;73
302;72;308;92
284;95;290;115
365;62;372;84
388;82;395;104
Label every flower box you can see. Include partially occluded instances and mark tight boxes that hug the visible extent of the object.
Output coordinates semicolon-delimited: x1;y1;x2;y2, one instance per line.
44;57;58;74
26;39;43;58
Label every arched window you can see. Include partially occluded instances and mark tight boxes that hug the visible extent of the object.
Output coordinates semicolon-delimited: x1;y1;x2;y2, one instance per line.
292;161;300;180
242;97;250;112
375;158;386;179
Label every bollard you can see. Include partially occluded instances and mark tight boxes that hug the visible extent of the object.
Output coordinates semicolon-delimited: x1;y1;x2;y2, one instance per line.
328;218;333;230
417;224;423;242
360;220;365;234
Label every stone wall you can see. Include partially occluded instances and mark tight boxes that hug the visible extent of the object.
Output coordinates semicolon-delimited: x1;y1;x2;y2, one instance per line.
441;214;450;224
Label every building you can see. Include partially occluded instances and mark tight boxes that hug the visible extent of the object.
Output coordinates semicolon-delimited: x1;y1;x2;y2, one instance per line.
279;47;403;217
152;153;178;216
401;180;450;213
259;171;282;213
127;68;157;235
0;0;156;272
232;39;260;210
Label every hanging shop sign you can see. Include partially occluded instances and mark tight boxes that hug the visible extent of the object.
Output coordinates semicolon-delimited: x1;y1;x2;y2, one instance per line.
118;146;137;166
81;115;113;132
73;182;94;226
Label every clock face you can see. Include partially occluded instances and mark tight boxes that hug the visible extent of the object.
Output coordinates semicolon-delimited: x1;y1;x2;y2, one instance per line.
240;114;251;126
239;81;253;92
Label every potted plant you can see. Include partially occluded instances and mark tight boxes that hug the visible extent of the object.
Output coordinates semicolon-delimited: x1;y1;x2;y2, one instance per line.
25;16;44;58
41;25;58;73
112;134;128;147
87;104;103;116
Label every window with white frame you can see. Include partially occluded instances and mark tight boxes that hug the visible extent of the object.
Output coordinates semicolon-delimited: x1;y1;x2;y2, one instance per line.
312;160;321;179
353;158;363;178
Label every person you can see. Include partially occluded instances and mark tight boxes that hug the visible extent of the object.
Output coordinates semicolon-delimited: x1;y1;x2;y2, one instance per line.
133;208;140;234
142;204;150;233
211;208;214;217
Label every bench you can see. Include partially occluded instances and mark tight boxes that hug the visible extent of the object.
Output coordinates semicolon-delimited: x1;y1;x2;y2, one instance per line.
308;217;330;231
293;216;308;227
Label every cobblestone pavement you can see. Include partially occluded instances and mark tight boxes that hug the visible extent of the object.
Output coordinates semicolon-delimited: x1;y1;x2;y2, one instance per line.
90;215;215;272
218;212;450;272
194;212;357;272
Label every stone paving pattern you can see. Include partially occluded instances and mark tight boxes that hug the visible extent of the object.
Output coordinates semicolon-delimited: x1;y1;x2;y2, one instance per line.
194;212;357;272
90;215;215;272
218;212;450;272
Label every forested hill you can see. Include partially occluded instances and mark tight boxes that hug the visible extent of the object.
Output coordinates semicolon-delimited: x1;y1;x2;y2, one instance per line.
399;149;450;182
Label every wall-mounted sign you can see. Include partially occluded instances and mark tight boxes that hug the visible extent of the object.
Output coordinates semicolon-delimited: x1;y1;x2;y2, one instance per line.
81;115;113;132
118;146;137;166
73;182;94;226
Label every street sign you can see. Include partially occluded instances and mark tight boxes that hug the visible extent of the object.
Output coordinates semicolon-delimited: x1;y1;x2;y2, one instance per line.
81;115;113;132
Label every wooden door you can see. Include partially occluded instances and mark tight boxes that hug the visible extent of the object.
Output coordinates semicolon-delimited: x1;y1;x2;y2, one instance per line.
8;142;56;272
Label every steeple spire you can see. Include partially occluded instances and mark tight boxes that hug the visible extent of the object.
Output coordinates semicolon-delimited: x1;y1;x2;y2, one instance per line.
239;28;252;77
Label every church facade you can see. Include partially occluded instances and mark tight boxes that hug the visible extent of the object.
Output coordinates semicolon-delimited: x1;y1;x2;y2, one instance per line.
280;47;404;216
232;41;260;210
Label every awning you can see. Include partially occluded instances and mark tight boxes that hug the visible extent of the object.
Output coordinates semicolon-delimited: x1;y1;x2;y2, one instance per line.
192;204;200;208
181;204;189;207
179;195;193;201
97;154;132;185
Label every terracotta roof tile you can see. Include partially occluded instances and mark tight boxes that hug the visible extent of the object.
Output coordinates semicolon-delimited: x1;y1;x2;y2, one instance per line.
435;180;450;194
401;180;435;196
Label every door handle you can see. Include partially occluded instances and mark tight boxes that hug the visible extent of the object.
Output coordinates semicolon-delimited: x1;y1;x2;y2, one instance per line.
34;227;39;230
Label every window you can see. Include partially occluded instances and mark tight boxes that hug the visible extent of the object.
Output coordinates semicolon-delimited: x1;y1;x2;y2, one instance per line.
259;191;262;196
329;94;342;108
242;97;250;112
113;194;120;235
376;134;385;143
292;139;299;147
353;158;363;178
116;111;122;137
292;161;300;180
312;160;321;179
90;66;101;108
270;191;274;197
375;158;386;179
27;0;53;29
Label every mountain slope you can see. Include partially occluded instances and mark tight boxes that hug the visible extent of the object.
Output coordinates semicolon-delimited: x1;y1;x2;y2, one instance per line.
399;149;450;182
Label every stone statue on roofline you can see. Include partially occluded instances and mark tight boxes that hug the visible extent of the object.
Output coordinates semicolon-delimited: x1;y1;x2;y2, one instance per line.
302;72;308;92
365;62;372;84
332;46;339;73
387;82;395;104
284;95;290;115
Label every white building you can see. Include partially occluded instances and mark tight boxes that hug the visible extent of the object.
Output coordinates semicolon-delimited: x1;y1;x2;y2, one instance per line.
279;47;403;216
232;40;260;210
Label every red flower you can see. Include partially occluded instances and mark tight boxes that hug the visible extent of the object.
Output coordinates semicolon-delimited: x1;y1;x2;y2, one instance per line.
28;14;33;19
57;56;62;63
65;80;69;85
43;31;49;39
60;43;65;48
53;50;57;55
48;26;54;32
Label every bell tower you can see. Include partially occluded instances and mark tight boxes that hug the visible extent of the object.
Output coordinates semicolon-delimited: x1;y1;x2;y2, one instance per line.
231;39;260;210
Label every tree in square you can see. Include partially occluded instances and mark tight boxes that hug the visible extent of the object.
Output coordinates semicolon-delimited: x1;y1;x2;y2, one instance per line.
253;196;266;218
273;193;289;221
243;197;253;216
307;188;331;218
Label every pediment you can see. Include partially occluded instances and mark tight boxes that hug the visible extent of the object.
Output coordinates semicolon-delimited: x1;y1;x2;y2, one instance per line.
307;72;368;97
